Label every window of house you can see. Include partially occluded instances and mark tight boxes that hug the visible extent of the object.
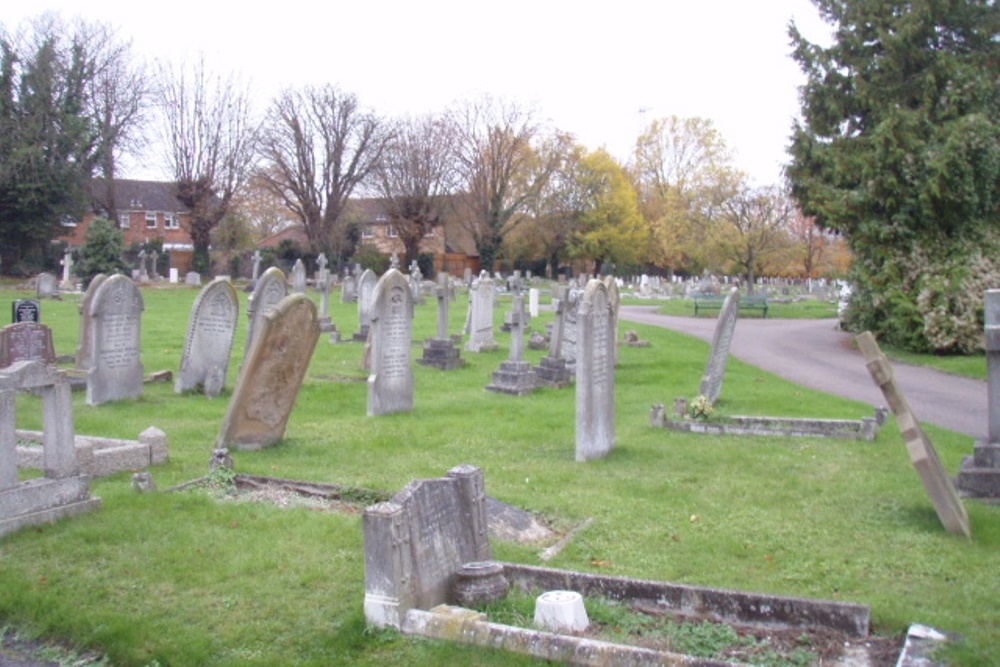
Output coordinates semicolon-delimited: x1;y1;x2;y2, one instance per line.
361;226;374;239
119;214;131;229
387;225;398;238
145;213;157;229
164;213;179;230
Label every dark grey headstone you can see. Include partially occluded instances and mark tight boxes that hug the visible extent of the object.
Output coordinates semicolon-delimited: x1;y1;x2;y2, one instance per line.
12;299;40;323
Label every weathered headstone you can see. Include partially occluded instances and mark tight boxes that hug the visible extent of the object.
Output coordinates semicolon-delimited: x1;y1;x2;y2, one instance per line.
485;295;536;395
59;248;74;290
465;275;498;353
86;275;144;406
408;261;424;304
251;249;262;284
341;266;359;303
245;267;288;355
149;250;159;280
367;269;414;416
390;253;400;270
354;269;378;341
185;271;201;287
36;272;58;298
1;360;101;537
957;289;1000;497
316;253;329;287
12;299;40;323
217;294;320;450
363;464;491;629
575;279;615;461
418;273;463;369
560;289;581;371
176;278;239;397
291;258;307;293
534;287;573;389
75;274;107;371
137;250;149;281
602;275;621;366
699;287;740;405
857;331;970;538
528;288;540;318
0;322;56;368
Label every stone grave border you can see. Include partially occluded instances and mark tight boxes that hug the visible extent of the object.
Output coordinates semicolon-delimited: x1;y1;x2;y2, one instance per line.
16;426;167;478
649;406;883;441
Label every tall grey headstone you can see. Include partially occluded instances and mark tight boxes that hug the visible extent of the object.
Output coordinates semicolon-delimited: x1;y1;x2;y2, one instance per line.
957;289;1000;497
603;275;621;366
176;278;239;396
246;267;287;355
86;275;144;406
354;269;378;341
465;275;498;352
75;274;107;371
576;279;615;461
217;294;320;450
291;258;307;293
699;287;740;405
367;269;414;416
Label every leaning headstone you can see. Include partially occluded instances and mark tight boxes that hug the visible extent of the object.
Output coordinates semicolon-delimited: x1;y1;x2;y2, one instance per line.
291;258;307;294
36;272;59;298
176;278;239;397
957;289;1000;498
857;331;970;538
367;269;414;416
12;299;40;323
575;279;615;461
1;360;101;537
465;275;498;353
86;275;144;406
0;322;56;368
418;273;463;369
75;274;107;371
354;269;378;341
363;464;491;629
245;267;288;355
699;287;740;405
485;295;536;395
217;294;320;450
603;275;621;366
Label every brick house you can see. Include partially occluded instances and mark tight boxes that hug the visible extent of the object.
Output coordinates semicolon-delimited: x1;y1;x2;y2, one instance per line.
59;179;195;275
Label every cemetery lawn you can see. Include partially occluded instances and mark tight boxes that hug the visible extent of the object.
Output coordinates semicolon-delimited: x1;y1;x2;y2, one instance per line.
649;295;839;319
1;285;998;666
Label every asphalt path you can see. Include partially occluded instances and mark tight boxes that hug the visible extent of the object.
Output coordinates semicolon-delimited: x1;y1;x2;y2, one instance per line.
619;305;988;441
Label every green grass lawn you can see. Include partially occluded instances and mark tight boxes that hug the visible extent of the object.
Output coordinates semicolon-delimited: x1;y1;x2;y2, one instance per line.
0;284;997;666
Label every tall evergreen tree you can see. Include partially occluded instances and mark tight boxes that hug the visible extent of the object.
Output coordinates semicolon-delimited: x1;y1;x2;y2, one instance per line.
788;0;999;353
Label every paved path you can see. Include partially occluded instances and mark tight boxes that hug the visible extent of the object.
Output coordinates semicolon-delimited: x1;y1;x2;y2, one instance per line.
620;305;988;440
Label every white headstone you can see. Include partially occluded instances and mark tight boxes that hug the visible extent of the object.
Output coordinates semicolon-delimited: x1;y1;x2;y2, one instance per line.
465;276;498;353
529;288;540;318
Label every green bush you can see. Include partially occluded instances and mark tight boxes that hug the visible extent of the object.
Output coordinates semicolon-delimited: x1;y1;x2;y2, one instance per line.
75;218;128;288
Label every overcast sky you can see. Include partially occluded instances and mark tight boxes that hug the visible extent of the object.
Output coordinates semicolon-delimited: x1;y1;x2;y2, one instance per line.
2;1;833;186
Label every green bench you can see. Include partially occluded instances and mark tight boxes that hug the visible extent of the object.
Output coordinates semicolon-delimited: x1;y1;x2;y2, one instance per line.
693;294;768;318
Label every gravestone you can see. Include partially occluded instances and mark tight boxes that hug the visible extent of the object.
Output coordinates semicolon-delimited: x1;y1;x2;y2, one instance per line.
857;331;970;538
36;272;59;298
291;258;307;293
576;279;615;461
363;464;491;629
528;288;539;318
354;269;378;341
408;261;424;304
316;270;338;337
367;269;414;416
137;250;149;281
316;253;329;287
699;287;740;405
251;249;262;284
1;360;101;537
185;271;201;287
560;289;581;372
957;289;1000;497
534;287;573;389
485;295;536;395
341;265;359;303
390;253;400;270
465;275;498;353
0;322;56;368
75;274;107;371
176;278;239;397
59;248;74;290
12;299;40;323
217;294;320;450
86;275;144;406
245;267;288;355
602;275;621;366
418;273;463;369
149;250;159;280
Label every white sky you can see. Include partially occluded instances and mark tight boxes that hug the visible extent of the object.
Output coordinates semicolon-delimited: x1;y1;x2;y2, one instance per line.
2;1;833;186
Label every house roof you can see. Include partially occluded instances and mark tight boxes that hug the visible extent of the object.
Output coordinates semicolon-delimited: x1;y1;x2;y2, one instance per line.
90;179;190;214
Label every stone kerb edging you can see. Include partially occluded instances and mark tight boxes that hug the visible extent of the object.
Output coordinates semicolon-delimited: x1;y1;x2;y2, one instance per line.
649;406;883;441
15;426;167;477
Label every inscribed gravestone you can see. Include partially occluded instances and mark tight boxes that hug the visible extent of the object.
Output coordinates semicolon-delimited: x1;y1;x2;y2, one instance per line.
0;323;56;368
291;258;307;293
576;279;615;461
561;289;581;370
176;278;239;396
12;299;40;323
354;269;378;340
367;269;414;416
699;287;740;405
245;267;287;355
364;464;491;629
75;274;107;370
465;275;498;352
36;272;59;298
857;331;970;538
602;275;621;366
86;275;144;406
217;294;320;450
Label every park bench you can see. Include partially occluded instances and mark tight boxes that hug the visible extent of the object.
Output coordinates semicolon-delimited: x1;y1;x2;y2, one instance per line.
693;294;768;318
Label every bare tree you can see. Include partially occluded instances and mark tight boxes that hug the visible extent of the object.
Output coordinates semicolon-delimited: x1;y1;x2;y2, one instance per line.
374;114;457;268
711;184;795;292
258;84;390;261
158;58;257;273
451;95;565;272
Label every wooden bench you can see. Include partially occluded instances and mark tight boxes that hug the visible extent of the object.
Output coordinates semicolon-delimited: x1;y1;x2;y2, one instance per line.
693;294;768;318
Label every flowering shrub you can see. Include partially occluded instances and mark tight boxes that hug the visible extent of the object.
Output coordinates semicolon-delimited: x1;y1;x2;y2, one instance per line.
688;395;714;421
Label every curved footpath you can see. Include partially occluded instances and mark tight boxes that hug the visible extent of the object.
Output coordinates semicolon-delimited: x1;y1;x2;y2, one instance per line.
619;305;988;441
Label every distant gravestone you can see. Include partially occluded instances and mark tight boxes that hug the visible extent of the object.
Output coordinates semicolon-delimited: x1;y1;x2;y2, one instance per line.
291;258;307;293
957;289;1000;498
699;287;740;405
176;278;239;397
341;267;358;303
137;250;149;281
485;295;536;395
576;279;615;461
534;287;573;389
603;275;621;366
251;250;262;283
36;272;58;298
59;248;74;290
363;464;491;629
245;267;288;355
75;274;107;371
418;273;463;369
409;261;424;304
0;322;56;368
465;275;498;353
86;275;144;406
12;299;40;323
528;288;540;318
185;271;201;287
217;294;320;450
857;331;970;538
367;269;414;416
561;289;581;371
354;269;378;341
